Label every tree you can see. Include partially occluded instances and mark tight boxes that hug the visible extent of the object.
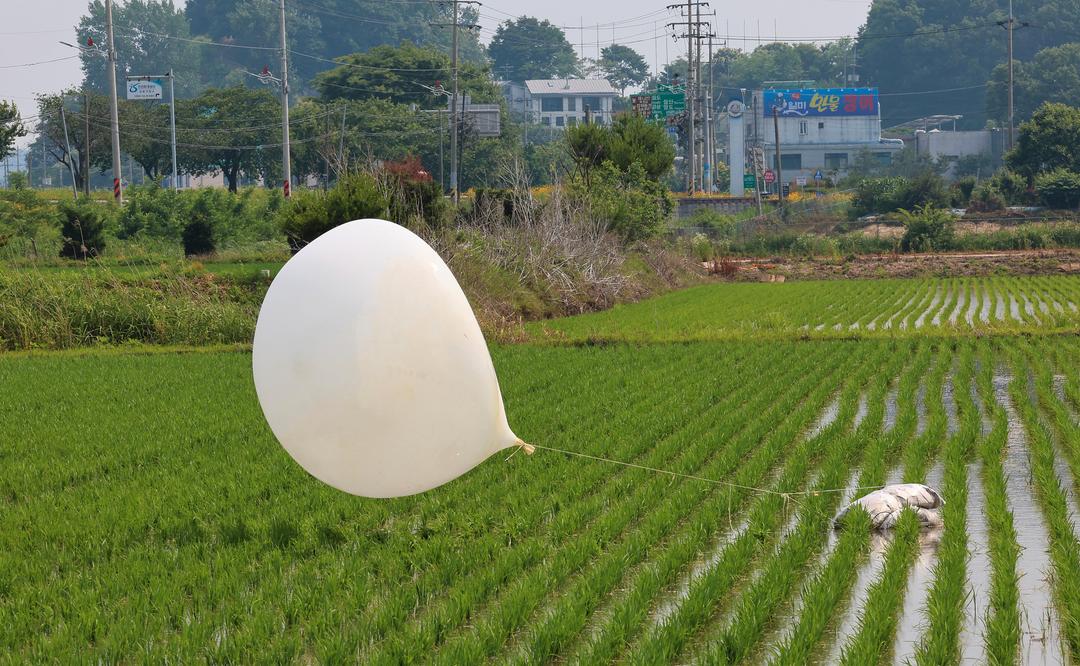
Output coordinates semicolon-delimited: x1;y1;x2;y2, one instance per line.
78;0;207;97
564;113;675;184
177;86;279;192
312;43;497;106
565;122;608;184
0;101;25;162
1007;102;1080;179
987;44;1080;124
599;45;650;95
607;113;675;180
489;17;578;82
33;91;114;192
186;0;487;81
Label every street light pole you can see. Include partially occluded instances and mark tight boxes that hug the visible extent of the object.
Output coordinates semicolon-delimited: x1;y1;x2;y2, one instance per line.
279;0;291;197
105;0;122;203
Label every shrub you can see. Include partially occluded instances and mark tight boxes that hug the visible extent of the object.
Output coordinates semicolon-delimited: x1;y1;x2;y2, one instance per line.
894;172;951;212
59;202;109;259
968;184;1006;212
1035;168;1080;209
687;208;737;237
988;168;1030;205
850;177;907;217
580;161;673;242
278;172;388;251
6;172;28;190
182;192;221;256
118;183;185;239
953;176;977;205
690;233;713;262
898;204;956;252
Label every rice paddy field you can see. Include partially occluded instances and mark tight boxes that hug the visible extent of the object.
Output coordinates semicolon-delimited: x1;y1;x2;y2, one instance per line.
3;275;1080;663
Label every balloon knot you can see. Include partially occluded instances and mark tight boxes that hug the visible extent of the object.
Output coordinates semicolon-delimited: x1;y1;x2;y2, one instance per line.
516;439;536;455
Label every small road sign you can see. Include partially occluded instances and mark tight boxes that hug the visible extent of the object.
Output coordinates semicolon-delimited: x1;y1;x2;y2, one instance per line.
743;173;757;189
764;169;775;184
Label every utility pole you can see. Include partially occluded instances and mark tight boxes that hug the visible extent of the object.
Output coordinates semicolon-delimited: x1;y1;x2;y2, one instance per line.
450;0;460;201
104;0;122;203
168;70;177;191
59;105;79;198
686;0;694;192
435;1;479;201
773;105;784;210
279;0;291;197
1006;0;1014;151
83;90;90;197
667;2;709;193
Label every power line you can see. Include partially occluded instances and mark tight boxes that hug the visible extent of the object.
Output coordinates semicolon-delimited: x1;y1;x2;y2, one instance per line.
879;83;988;97
0;55;81;69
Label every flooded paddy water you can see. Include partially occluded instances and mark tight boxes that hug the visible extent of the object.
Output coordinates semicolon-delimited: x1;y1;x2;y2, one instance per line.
993;373;1065;665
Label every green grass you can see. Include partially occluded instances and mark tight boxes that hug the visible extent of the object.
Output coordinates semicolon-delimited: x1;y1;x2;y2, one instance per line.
3;277;1080;662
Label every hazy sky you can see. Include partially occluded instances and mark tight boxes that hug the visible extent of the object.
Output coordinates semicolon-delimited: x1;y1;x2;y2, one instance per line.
2;0;873;145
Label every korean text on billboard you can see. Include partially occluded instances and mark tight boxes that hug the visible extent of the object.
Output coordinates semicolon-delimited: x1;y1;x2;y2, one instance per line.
763;88;878;117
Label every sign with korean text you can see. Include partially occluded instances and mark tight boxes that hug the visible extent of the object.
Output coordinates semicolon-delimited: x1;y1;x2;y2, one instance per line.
630;94;653;119
126;78;163;100
651;90;685;120
743;173;756;189
763;169;775;184
762;88;878;117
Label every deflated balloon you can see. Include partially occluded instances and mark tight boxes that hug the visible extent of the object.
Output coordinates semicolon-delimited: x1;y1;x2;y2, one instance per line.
252;219;522;498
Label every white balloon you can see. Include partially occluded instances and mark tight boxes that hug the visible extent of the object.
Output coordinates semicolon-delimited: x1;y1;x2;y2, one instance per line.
252;219;524;498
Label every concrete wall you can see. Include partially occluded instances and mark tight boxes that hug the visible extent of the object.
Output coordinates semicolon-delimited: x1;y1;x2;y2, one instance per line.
676;196;759;219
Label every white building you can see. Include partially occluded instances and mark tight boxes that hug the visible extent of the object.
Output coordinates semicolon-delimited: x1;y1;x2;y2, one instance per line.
915;128;1005;179
749;88;904;184
522;79;618;128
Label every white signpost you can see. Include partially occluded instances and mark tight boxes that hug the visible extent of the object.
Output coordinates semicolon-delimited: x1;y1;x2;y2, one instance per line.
126;73;177;190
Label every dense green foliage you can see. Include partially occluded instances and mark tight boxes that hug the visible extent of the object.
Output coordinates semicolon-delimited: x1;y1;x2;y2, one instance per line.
598;45;651;95
0;100;25;162
898;204;956;252
849;173;950;217
488;17;579;82
277;172;388;250
1008;103;1080;179
58;202;108;260
575;162;673;242
1035;168;1080;210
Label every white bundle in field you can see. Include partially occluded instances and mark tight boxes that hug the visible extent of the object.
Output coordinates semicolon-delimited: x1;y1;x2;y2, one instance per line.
834;483;944;530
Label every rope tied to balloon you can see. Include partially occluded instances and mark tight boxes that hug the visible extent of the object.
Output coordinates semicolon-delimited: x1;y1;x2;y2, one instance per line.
253;219;882;503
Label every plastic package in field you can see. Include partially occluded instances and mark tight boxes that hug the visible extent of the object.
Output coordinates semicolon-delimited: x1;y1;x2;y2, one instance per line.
252;219;522;498
834;483;944;530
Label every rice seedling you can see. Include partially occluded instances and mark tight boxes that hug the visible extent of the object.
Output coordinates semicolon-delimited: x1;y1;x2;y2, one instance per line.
4;278;1080;662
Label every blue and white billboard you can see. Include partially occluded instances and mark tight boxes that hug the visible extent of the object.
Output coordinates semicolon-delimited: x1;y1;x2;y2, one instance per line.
763;88;879;117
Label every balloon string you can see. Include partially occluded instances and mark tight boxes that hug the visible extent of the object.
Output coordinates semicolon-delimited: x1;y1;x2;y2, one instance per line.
519;442;888;498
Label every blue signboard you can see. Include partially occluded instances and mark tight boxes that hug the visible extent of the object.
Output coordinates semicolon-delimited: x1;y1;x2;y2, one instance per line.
763;88;879;117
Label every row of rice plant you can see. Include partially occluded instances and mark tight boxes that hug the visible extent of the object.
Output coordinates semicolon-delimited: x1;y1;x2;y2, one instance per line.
437;345;865;665
530;276;1080;342
1010;340;1080;656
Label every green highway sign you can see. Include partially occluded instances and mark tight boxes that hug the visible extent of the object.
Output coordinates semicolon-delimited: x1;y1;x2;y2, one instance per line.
631;87;686;121
651;91;686;119
743;173;757;189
